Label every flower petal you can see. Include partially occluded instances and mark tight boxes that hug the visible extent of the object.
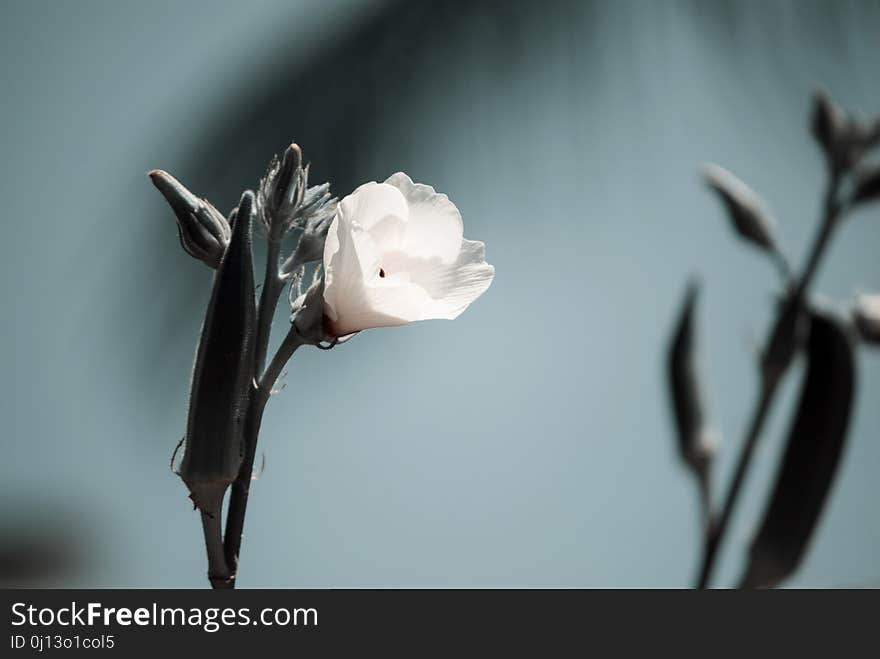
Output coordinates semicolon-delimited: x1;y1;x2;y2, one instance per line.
385;172;464;263
322;212;380;326
335;238;495;333
342;181;409;252
331;280;432;335
409;238;495;320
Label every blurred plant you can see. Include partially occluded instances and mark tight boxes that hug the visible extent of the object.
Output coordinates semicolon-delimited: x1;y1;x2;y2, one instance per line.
0;503;88;587
149;146;494;588
667;89;880;588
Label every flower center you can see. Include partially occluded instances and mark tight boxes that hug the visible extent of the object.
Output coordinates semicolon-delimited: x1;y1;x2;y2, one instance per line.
379;268;386;278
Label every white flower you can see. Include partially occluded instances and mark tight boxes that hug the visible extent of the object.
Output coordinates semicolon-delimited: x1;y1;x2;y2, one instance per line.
322;173;494;336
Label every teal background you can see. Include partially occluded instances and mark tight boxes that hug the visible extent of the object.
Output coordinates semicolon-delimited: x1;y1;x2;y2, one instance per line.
1;0;878;587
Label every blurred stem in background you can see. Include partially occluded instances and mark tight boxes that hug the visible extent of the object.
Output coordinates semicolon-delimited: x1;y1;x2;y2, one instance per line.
696;170;843;589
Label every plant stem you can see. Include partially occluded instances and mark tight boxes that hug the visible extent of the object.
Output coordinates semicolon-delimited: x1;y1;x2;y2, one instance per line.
695;376;776;588
219;391;268;588
221;326;303;588
200;507;232;589
212;234;299;589
254;239;284;374
697;468;714;537
795;171;842;299
694;170;843;589
261;325;306;394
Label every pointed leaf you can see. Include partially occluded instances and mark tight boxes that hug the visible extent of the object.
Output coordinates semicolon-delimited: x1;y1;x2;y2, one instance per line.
667;280;715;478
702;164;779;254
740;309;856;588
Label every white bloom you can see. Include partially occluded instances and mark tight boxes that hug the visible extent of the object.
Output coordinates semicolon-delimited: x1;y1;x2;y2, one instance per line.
322;173;494;336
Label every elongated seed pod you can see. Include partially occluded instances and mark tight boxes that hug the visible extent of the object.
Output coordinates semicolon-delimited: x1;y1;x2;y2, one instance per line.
178;192;258;514
740;309;856;588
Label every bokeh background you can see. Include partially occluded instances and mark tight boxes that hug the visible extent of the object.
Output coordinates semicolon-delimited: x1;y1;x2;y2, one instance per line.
1;0;878;587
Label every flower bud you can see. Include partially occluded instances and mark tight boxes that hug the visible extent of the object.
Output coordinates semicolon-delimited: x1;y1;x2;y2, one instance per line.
290;275;327;344
838;117;880;171
258;143;306;240
702;163;779;255
281;200;336;275
853;293;880;344
298;181;336;222
811;88;880;172
149;170;230;269
177;191;257;515
811;88;846;166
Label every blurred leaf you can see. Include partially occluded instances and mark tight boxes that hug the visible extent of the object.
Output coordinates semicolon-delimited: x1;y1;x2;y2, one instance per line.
702;163;779;255
851;163;880;205
0;505;88;587
667;280;715;480
0;533;81;587
740;309;856;588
